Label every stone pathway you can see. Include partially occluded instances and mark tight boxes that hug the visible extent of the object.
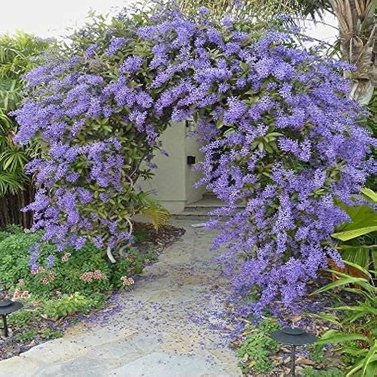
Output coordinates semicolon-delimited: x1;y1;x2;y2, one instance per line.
0;220;242;377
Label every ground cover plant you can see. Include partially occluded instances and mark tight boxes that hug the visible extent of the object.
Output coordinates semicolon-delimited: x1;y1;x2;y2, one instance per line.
237;316;281;374
0;226;151;297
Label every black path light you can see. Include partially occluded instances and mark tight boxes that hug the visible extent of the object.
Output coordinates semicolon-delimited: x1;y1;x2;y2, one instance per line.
0;299;23;337
271;327;317;377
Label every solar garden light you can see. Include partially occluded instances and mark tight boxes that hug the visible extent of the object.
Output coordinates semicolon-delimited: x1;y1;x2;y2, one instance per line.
0;299;23;337
271;327;317;377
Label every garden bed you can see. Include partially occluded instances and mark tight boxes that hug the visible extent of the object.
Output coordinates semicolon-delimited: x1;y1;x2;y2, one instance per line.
235;314;343;377
233;274;373;376
0;222;185;361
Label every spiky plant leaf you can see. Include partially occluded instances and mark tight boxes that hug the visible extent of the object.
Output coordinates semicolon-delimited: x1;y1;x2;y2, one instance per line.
136;192;170;230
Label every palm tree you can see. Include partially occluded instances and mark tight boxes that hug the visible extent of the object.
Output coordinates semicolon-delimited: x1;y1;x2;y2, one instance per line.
176;0;376;107
177;0;331;19
0;32;50;227
329;0;376;105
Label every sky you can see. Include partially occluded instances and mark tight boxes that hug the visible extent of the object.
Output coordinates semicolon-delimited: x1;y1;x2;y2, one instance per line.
0;0;136;38
0;0;338;42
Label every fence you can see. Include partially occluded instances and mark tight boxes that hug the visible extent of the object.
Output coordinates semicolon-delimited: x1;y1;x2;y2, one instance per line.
0;184;34;229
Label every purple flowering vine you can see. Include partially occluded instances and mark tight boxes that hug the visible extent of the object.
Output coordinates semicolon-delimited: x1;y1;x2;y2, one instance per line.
15;6;375;314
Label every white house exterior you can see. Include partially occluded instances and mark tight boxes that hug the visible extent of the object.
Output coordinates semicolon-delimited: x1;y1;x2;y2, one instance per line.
139;121;206;214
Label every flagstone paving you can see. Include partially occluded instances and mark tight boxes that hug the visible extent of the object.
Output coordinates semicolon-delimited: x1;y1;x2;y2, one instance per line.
0;219;242;377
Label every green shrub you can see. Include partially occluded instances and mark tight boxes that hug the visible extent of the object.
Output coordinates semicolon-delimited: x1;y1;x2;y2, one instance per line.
313;262;377;376
0;223;22;242
40;328;64;340
303;367;343;377
41;292;99;320
24;242;113;298
0;230;152;299
15;329;38;342
133;227;149;244
0;230;11;242
8;310;39;327
0;231;49;289
0;225;158;350
0;225;156;347
5;224;23;234
237;317;281;374
109;247;152;288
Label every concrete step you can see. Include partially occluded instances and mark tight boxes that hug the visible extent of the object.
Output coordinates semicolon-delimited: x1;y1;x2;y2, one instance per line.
172;206;219;221
171;212;213;221
183;206;221;214
172;195;245;221
185;197;223;209
202;191;217;199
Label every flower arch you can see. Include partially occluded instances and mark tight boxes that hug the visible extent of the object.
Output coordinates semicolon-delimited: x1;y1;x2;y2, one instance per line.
15;7;375;314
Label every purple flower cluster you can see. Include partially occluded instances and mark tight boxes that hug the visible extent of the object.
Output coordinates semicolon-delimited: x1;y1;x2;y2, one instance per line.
28;243;41;273
15;7;375;314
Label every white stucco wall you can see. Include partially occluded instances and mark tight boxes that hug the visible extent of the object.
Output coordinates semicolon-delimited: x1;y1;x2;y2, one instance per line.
185;125;206;204
138;121;204;214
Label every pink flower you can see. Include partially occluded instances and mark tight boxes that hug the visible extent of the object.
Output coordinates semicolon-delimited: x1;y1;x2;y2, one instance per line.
80;272;94;282
42;277;50;284
120;276;135;286
80;270;106;283
12;289;31;300
61;252;71;262
31;266;45;275
38;271;57;284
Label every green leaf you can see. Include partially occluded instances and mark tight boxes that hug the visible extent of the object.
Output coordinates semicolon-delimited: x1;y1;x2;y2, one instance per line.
0;171;24;196
372;251;377;271
364;360;377;377
337;201;377;229
346;342;377;377
363;342;377;373
239;61;249;73
312;275;370;295
336;305;377;316
309;312;341;326
343;260;373;280
332;226;377;241
340;247;370;269
317;330;369;345
361;188;377;204
342;347;367;357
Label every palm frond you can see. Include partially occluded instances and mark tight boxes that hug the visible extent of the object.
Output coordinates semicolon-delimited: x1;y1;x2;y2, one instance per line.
137;192;170;230
0;32;51;80
0;32;50;205
0;171;25;196
0;78;21;111
0;147;29;172
175;0;331;20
